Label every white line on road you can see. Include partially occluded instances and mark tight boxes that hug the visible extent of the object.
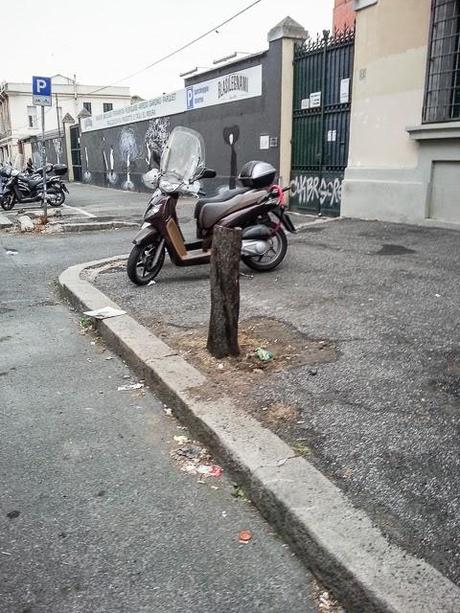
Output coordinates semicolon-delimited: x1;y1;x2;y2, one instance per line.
62;204;96;218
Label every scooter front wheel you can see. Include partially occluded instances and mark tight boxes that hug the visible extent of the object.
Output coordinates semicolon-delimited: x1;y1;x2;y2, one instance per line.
1;193;16;211
127;237;165;285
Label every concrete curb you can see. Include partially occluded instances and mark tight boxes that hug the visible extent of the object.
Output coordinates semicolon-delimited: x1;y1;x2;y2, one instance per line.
0;212;13;229
59;257;460;613
61;221;139;232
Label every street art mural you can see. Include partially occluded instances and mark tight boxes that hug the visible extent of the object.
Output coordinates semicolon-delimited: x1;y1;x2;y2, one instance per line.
223;125;240;189
78;62;280;195
144;117;170;170
30;135;67;170
119;127;139;191
83;146;92;183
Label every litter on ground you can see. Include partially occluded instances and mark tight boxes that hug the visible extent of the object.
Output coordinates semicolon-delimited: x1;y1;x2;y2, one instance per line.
117;383;144;391
83;306;126;320
238;530;252;543
173;435;190;445
255;347;273;361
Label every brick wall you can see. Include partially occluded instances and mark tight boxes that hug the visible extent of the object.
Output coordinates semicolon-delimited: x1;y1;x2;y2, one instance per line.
333;0;355;30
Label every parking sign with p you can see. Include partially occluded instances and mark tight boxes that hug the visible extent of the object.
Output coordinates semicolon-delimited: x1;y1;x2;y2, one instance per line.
32;76;52;106
186;86;194;110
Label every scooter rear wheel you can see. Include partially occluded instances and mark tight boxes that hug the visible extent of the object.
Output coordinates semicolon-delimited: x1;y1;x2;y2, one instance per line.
242;227;288;272
127;237;165;285
47;189;65;207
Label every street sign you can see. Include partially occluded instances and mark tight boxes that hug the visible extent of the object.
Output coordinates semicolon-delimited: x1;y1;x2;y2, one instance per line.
32;76;52;106
32;76;51;223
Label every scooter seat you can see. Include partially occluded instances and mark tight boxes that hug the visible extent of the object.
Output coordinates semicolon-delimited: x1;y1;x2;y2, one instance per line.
24;176;42;188
199;188;267;230
194;187;249;220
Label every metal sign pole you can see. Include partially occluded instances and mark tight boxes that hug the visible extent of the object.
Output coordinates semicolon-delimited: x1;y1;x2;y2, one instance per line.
41;105;48;224
33;76;52;224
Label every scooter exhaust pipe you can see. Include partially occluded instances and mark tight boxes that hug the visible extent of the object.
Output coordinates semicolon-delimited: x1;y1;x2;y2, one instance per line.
241;239;270;257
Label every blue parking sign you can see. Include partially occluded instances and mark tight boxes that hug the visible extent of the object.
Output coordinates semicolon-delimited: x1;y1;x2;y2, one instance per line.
186;86;194;110
32;76;52;106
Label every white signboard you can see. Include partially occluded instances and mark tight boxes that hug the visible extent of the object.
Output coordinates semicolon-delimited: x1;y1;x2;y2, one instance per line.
81;90;186;132
186;64;262;110
301;98;310;110
81;64;263;133
310;91;321;108
259;134;270;150
340;78;350;104
327;130;337;142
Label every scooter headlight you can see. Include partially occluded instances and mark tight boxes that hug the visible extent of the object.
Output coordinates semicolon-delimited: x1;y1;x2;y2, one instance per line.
159;178;180;193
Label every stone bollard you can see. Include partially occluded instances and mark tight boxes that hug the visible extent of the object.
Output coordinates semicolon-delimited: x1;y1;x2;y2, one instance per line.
18;215;34;232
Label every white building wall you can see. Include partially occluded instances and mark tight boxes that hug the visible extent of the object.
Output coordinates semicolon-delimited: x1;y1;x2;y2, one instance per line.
0;77;131;162
341;0;433;224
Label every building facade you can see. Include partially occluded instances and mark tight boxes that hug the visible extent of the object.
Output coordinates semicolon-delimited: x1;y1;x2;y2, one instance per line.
333;0;356;30
342;0;460;226
75;18;307;195
0;74;130;165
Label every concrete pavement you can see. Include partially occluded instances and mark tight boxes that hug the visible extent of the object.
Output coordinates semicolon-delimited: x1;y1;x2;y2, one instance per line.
0;230;319;613
93;219;460;588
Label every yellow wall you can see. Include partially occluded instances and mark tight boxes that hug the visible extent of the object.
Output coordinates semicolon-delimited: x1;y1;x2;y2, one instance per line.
348;0;431;169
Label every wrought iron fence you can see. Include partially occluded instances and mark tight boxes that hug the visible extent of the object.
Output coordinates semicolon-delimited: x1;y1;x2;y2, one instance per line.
290;27;355;216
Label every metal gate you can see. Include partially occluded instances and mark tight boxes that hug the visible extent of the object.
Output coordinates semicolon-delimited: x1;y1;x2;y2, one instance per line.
70;124;82;182
290;29;355;216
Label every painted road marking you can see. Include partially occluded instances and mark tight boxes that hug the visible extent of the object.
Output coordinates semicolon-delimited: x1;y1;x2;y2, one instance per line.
62;204;96;218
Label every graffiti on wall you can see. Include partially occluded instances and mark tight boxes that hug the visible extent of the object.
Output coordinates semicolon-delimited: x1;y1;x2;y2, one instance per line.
31;136;66;169
83;146;92;183
290;173;342;211
223;126;240;189
145;117;170;170
53;138;63;164
88;118;171;191
119;127;140;191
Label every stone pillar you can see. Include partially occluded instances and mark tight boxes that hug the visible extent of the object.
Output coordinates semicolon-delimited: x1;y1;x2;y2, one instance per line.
268;18;307;193
62;113;75;181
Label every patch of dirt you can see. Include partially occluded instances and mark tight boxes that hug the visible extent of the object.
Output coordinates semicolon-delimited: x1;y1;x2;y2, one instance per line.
156;317;336;433
167;316;335;377
264;402;299;426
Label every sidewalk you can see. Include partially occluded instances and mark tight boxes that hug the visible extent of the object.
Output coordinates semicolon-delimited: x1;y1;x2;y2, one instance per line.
88;219;460;589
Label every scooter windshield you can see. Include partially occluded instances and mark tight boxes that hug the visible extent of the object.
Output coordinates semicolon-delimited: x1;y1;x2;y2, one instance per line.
159;127;205;192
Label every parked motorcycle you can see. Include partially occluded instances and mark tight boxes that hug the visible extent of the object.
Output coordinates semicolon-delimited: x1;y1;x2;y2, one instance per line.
127;126;295;285
0;163;68;211
0;164;11;202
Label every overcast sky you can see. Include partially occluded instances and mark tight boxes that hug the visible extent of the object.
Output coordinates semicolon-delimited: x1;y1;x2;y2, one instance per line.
5;0;333;99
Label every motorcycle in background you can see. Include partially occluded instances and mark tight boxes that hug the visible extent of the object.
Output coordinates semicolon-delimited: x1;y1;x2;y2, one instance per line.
0;163;68;211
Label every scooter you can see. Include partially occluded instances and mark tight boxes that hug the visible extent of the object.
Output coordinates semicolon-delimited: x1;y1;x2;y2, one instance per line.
0;163;68;210
127;126;295;285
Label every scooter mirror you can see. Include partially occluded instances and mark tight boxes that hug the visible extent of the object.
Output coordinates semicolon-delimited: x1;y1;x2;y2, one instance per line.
199;168;216;179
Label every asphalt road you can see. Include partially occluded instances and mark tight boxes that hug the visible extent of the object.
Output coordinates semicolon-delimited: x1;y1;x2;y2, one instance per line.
62;183;148;222
0;230;318;613
95;218;460;587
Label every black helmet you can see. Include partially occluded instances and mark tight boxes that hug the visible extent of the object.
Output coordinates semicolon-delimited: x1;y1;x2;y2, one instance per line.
238;161;276;189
